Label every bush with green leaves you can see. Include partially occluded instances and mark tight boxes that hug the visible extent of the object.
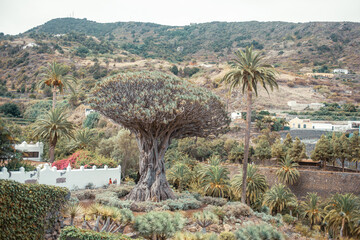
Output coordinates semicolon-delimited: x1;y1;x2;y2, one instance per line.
83;111;100;129
23;100;68;119
0;180;69;240
234;223;284;240
0;102;21;117
59;226;132;240
253;211;283;225
134;211;186;240
201;196;227;206
173;232;218;240
222;202;253;218
219;231;236;240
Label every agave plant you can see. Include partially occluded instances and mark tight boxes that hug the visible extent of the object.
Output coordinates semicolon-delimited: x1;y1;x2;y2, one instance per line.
324;193;360;238
300;193;324;230
202;165;231;198
83;204;134;233
193;211;219;233
231;164;268;205
263;184;297;215
276;155;300;185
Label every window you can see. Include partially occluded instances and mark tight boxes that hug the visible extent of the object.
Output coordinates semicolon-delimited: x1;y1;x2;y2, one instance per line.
303;124;307;128
23;152;39;158
298;124;301;128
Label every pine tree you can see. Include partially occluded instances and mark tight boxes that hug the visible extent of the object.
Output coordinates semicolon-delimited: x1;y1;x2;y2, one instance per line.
311;135;332;169
339;134;350;172
271;138;285;160
289;137;303;162
331;133;340;167
283;133;293;153
255;137;272;161
300;143;307;160
349;132;360;172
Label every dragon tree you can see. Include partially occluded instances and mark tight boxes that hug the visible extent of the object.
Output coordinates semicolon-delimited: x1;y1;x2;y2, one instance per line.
90;71;230;201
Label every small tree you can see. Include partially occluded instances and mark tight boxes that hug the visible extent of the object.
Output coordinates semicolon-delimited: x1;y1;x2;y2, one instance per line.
0;103;21;117
90;71;229;201
254;137;271;161
271;138;285;160
276;155;300;185
349;132;360;172
311;135;332;169
288;137;303;162
339;133;350;172
282;133;293;153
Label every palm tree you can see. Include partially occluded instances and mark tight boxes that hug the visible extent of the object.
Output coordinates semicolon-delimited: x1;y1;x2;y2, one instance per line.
68;128;97;152
37;61;77;109
32;108;74;163
221;46;278;204
231;164;268;205
263;184;297;215
202;165;231;198
324;193;360;238
276;155;300;185
300;193;323;230
167;162;191;191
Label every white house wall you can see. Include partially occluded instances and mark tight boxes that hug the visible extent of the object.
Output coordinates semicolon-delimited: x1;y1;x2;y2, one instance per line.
0;164;121;190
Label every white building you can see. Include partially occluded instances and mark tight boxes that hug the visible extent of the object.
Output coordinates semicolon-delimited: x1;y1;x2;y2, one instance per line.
85;108;95;117
14;142;44;161
22;42;38;49
231;112;242;120
333;69;349;74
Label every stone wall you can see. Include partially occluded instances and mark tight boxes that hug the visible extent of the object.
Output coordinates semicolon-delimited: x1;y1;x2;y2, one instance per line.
228;165;360;199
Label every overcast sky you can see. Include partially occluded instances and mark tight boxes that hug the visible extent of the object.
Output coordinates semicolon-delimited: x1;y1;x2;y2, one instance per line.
1;0;360;35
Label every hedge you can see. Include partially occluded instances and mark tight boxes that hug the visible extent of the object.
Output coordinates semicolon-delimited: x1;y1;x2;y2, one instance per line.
59;226;133;240
0;180;69;240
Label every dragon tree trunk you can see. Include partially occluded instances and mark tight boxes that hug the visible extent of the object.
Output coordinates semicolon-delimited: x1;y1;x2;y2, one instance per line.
126;136;175;201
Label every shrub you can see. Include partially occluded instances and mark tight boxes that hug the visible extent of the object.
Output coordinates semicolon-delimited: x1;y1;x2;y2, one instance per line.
59;226;132;240
0;180;69;240
83;112;100;129
282;214;297;224
174;232;218;240
222;202;253;218
201;196;227;206
134;211;186;239
0;102;21;117
107;184;133;198
253;211;283;225
72;189;97;200
204;205;226;221
219;231;236;240
52;150;117;169
234;223;284;240
4;158;36;171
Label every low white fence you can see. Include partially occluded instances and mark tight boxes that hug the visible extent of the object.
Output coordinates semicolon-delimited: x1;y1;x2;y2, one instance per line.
0;164;121;190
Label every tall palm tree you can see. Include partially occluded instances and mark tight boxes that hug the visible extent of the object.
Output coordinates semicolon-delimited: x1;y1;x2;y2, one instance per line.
37;61;77;109
231;164;268;205
276;155;300;185
324;193;360;238
300;193;324;230
263;183;297;215
32;108;74;163
221;46;278;204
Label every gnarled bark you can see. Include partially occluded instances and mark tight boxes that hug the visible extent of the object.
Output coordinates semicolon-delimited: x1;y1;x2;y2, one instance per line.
126;136;175;201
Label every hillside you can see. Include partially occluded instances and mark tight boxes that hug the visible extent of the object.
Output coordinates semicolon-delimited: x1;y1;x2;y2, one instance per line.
0;18;359;113
24;18;360;71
